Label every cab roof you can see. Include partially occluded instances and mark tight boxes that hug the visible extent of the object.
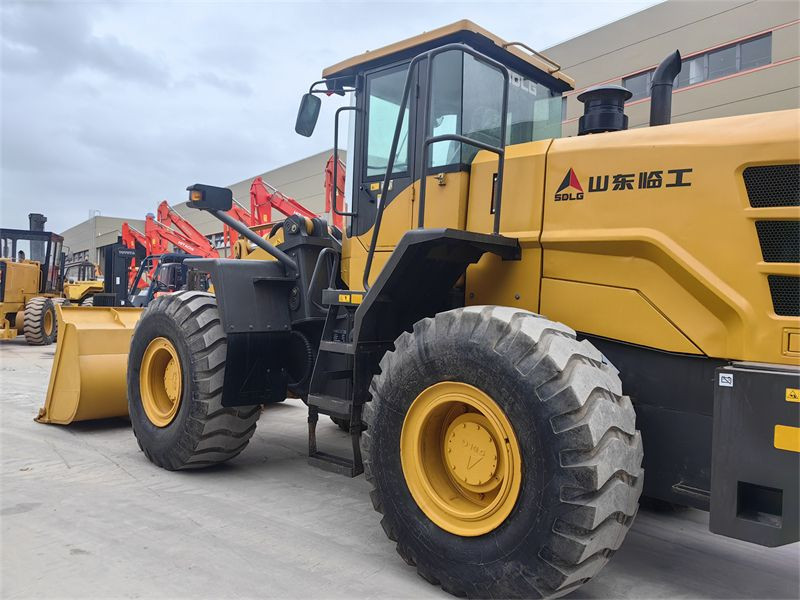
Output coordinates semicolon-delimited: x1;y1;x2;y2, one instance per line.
322;20;574;92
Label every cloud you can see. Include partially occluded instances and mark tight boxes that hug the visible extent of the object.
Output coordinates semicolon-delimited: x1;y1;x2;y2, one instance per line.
2;2;168;85
1;0;659;232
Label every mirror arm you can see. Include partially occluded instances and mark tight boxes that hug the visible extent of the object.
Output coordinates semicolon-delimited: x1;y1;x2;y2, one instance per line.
309;76;356;96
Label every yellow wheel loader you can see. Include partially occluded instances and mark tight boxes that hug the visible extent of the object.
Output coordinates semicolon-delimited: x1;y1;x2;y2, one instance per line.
47;21;800;599
62;260;104;306
1;227;67;345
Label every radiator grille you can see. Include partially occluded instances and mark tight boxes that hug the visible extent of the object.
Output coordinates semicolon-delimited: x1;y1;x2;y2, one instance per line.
743;164;800;208
767;275;800;317
755;221;800;263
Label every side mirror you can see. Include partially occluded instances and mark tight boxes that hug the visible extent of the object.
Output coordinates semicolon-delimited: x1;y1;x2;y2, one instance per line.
186;184;232;211
295;93;321;137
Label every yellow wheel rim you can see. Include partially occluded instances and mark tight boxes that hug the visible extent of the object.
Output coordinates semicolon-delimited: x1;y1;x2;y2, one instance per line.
400;381;522;536
140;337;182;427
43;309;54;336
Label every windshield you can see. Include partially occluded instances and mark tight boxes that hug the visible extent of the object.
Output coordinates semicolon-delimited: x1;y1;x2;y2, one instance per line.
429;50;562;168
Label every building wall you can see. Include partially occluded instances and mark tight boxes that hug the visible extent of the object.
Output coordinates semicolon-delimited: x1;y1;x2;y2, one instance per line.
545;0;799;135
60;216;145;264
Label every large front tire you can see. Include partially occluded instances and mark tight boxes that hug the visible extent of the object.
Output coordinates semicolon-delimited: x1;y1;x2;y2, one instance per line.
128;291;260;470
362;306;643;599
23;297;57;345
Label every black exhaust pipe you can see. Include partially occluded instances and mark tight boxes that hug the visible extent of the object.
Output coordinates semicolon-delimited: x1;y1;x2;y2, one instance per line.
649;50;681;126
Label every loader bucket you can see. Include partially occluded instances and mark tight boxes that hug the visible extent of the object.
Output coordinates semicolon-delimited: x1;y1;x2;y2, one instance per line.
37;305;144;424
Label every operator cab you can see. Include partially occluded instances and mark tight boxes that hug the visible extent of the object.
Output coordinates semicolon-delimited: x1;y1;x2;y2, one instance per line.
0;228;64;296
296;20;573;244
64;260;101;284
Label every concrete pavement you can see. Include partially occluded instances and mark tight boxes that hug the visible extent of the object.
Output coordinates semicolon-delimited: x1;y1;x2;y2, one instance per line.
1;339;798;599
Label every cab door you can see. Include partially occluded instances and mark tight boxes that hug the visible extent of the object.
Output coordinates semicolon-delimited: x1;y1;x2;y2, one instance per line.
349;61;417;249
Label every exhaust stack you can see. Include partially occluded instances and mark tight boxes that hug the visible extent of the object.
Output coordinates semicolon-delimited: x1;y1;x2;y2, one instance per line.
649;50;681;126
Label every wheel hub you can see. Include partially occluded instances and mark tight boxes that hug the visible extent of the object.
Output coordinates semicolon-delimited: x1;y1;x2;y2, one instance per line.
400;381;522;536
163;358;181;403
139;337;182;428
445;415;499;488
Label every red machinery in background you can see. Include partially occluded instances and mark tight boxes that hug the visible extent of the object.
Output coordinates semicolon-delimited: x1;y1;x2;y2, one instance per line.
155;201;219;258
121;205;219;289
249;176;318;225
121;222;161;289
122;154;345;283
223;163;345;246
324;155;345;231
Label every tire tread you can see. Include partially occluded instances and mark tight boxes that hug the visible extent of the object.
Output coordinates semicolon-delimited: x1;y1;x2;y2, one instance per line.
362;306;643;599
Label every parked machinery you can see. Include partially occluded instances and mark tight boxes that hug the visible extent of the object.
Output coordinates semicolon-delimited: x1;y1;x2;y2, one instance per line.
1;225;65;345
62;260;104;306
46;21;800;599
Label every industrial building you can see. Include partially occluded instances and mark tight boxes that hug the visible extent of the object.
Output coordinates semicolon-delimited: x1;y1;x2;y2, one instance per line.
60;0;798;262
547;0;799;135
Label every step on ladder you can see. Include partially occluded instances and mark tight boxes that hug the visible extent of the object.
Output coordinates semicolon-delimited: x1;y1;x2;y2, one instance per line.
307;289;365;477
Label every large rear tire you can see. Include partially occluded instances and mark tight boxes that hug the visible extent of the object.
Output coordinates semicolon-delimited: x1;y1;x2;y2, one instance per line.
128;291;260;470
362;306;643;599
80;297;94;306
23;297;57;345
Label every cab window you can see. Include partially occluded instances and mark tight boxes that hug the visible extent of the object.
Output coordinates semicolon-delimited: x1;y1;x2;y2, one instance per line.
428;50;562;168
365;64;410;179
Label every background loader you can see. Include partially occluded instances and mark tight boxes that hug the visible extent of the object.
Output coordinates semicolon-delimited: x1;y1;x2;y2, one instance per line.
1;217;67;345
42;20;799;600
62;260;104;306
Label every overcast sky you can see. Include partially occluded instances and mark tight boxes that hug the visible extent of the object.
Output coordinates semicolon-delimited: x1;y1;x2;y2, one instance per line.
1;0;658;232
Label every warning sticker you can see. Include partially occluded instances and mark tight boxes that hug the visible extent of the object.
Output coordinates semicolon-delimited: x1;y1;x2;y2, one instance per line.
718;373;734;387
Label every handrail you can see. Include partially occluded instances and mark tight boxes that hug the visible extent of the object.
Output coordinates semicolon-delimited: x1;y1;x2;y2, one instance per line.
362;43;510;291
501;41;561;74
308;247;340;311
332;106;358;218
361;51;424;292
419;134;505;233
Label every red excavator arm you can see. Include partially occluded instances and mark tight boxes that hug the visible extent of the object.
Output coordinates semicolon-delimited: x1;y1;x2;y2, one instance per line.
223;199;255;249
324;155;346;230
121;222;151;253
121;222;159;289
145;215;219;258
156;201;218;258
250;177;318;226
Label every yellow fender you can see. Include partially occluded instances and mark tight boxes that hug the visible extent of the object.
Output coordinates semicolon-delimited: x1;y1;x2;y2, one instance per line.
36;305;144;424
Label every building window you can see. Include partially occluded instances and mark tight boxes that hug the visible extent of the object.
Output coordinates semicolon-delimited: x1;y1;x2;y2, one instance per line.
677;54;707;88
561;96;567;122
622;70;652;101
707;44;737;79
206;233;226;250
740;34;772;70
70;250;88;263
623;32;772;99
